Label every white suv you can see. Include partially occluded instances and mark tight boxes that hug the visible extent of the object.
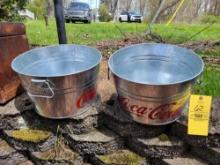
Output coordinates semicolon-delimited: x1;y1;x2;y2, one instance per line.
119;11;143;23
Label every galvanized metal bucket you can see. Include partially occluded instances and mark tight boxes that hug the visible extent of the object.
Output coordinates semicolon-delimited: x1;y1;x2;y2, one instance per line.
12;44;102;119
108;43;204;125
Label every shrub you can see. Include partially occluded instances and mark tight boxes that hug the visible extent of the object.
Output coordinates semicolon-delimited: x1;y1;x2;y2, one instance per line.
0;0;28;22
98;3;112;22
200;14;220;24
27;0;45;20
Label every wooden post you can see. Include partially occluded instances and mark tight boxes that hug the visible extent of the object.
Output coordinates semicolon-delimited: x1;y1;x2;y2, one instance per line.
54;0;67;44
0;23;29;103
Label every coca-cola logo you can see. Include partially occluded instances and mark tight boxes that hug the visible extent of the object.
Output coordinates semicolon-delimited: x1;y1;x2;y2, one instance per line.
119;97;183;121
76;87;96;108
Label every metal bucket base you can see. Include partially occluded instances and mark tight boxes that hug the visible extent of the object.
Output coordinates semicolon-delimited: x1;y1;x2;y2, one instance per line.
34;95;101;119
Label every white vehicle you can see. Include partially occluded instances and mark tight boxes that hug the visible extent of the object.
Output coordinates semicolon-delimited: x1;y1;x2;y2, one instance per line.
119;11;143;23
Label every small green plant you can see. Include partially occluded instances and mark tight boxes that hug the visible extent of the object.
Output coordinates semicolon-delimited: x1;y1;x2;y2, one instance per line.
99;150;144;165
41;124;76;161
158;133;170;142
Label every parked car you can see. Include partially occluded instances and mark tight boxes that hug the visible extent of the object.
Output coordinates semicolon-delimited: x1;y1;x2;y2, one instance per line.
64;2;92;23
119;11;143;23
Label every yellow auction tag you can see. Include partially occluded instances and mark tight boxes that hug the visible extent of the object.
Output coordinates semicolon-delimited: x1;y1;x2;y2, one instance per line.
188;95;212;136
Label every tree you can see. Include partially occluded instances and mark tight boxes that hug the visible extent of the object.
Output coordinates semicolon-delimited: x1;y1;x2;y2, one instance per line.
27;0;54;20
0;0;28;21
125;0;132;11
139;0;146;15
99;3;112;22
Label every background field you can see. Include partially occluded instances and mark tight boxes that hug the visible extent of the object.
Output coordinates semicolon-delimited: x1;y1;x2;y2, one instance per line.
26;20;220;45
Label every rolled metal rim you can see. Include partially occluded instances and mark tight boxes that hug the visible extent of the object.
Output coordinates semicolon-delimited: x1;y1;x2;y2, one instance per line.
108;43;204;86
11;44;102;77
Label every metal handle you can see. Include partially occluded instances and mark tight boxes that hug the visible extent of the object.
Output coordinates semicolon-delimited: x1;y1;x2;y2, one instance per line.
28;79;55;99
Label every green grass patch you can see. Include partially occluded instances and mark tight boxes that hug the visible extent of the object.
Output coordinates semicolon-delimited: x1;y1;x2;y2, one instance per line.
194;66;220;97
151;24;220;43
25;20;145;45
25;20;220;45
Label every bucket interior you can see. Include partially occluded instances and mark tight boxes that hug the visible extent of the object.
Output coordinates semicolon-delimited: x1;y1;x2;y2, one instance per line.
109;43;204;85
12;45;102;77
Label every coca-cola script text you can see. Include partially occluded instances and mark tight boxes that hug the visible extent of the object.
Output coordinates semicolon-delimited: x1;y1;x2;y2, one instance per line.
119;97;183;121
76;87;97;108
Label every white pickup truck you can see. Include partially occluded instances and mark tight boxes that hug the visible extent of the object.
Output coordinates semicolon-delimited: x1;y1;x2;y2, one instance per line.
119;11;143;23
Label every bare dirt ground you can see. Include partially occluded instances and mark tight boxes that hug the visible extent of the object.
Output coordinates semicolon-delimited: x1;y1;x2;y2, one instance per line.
97;60;115;102
95;37;146;102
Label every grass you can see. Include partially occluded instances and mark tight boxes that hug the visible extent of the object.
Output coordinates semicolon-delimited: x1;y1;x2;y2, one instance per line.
194;66;220;96
25;20;220;45
25;20;145;45
25;20;220;97
151;24;220;44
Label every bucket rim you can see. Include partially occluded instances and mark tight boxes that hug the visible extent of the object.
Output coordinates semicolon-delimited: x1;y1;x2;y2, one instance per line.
11;44;102;78
108;42;204;86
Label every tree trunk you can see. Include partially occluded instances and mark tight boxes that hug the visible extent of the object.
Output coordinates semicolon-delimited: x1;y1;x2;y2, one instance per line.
214;0;219;15
140;0;146;15
150;0;166;24
158;0;180;18
204;0;208;14
113;0;119;21
146;0;166;34
126;0;132;11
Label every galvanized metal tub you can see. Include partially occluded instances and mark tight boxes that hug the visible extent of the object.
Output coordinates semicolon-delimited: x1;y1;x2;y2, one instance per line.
108;43;204;125
12;44;102;119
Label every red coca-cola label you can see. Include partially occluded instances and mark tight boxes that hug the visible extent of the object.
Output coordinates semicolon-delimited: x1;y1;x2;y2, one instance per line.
76;87;97;108
119;97;183;121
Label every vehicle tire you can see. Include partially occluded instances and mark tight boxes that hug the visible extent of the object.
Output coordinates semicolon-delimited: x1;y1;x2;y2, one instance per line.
138;20;142;23
84;20;91;24
119;18;122;22
71;20;76;23
65;19;70;23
